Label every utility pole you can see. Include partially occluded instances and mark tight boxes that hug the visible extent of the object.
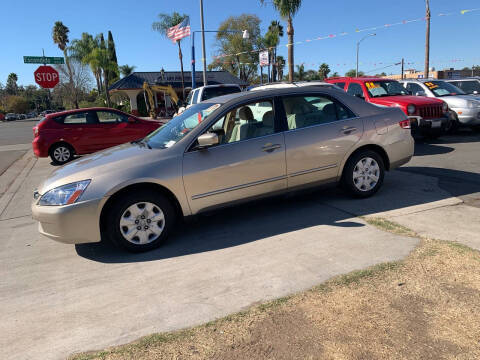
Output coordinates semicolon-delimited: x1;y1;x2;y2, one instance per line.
401;58;404;80
356;34;376;77
199;0;208;86
424;0;431;79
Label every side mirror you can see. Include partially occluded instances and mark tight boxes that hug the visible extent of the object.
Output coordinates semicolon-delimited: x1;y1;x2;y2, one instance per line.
197;133;219;149
127;116;137;123
415;91;427;97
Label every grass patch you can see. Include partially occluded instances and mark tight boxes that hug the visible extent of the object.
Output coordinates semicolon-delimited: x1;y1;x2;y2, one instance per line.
363;217;417;237
331;261;401;287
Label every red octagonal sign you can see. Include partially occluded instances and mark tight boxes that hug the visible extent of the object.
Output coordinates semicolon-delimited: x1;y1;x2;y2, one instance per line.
34;65;59;89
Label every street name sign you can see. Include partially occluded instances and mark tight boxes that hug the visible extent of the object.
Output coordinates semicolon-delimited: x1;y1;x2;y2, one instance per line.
24;56;65;64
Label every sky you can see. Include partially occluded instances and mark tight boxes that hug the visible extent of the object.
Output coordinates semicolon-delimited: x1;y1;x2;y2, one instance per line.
2;0;480;87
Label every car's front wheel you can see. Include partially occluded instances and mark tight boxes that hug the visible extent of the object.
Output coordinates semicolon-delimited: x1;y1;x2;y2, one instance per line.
343;150;385;198
49;143;74;165
105;190;176;252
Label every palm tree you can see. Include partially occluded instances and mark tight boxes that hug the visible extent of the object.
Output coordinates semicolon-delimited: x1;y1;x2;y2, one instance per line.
86;48;116;107
70;32;103;92
52;21;78;108
318;63;330;80
424;0;431;79
265;20;284;81
119;65;136;78
261;0;302;82
276;55;286;80
296;64;305;80
152;12;189;98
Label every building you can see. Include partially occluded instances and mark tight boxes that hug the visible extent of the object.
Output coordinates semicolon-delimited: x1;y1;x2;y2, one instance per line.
385;68;480;81
109;71;247;116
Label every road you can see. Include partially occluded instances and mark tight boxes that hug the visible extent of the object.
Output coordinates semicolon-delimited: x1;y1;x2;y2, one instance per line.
0;129;479;360
0;119;37;175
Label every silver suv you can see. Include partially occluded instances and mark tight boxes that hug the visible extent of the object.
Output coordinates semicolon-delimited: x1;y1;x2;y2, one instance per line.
400;79;480;130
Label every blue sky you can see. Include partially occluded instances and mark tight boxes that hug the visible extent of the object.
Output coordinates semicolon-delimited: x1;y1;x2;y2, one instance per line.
2;0;480;86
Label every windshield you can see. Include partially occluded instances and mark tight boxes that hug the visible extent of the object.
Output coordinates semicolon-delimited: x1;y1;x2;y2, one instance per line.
201;86;241;101
365;81;409;98
424;81;466;97
144;102;221;149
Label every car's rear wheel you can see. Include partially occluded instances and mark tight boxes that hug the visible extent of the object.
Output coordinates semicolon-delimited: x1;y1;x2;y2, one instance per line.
49;143;74;165
105;190;176;252
342;150;385;198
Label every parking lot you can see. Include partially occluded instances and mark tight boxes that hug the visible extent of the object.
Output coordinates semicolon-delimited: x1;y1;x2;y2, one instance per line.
0;121;478;359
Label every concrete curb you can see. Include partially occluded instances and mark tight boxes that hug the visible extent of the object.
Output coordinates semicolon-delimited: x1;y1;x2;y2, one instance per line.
0;150;37;219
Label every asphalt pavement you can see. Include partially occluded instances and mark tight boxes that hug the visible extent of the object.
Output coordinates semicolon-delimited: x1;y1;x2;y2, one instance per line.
0;119;37;175
0;130;479;360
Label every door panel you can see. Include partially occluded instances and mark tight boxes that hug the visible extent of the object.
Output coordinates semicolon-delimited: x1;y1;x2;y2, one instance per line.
183;133;287;214
285;118;364;188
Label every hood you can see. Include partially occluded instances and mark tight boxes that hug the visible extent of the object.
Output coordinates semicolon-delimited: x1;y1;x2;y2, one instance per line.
438;94;480;108
38;142;158;194
369;95;443;107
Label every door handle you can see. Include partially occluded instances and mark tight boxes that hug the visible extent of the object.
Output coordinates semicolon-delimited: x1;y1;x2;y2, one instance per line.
262;143;282;152
342;126;357;135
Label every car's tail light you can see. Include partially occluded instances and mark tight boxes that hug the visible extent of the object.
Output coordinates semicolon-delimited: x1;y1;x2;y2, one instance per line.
399;119;411;129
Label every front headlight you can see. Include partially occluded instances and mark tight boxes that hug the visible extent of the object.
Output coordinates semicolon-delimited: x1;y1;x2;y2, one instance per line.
38;180;91;206
442;102;448;112
407;104;416;115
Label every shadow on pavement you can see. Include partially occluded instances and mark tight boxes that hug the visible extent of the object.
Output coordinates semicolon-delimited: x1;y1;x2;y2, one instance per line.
413;143;454;156
76;166;480;264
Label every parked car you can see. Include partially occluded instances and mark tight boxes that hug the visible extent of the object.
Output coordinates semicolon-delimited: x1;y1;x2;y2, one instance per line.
444;78;480;96
326;77;450;137
0;113;5;121
32;87;414;252
32;107;162;165
400;79;480;131
26;111;38;118
5;113;18;121
177;84;243;115
18;114;27;120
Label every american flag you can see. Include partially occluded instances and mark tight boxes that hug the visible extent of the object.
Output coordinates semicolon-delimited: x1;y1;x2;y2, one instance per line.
167;17;191;43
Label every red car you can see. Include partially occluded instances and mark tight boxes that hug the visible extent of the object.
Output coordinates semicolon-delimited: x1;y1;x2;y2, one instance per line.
32;108;162;165
325;77;450;137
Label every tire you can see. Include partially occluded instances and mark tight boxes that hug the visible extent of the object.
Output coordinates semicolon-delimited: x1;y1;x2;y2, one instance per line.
49;143;74;165
104;190;176;252
342;150;385;198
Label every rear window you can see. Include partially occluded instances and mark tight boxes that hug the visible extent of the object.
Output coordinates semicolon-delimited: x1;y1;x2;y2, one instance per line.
201;86;241;101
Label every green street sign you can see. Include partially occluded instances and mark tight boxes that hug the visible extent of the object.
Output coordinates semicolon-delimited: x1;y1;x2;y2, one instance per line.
23;56;65;64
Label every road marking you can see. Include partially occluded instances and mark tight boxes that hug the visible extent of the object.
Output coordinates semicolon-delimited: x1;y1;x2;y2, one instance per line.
0;143;31;152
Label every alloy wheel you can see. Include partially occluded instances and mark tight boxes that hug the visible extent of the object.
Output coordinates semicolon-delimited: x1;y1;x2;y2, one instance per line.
53;146;71;163
352;157;380;192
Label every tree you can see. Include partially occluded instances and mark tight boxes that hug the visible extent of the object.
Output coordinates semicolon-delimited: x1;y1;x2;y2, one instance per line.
345;69;364;77
70;32;103;92
6;96;29;113
55;60;93;109
295;64;305;80
424;0;431;79
6;73;18;95
209;14;263;83
276;55;286;80
261;0;302;82
152;12;189;98
264;20;284;81
119;65;136;77
331;71;339;77
86;48;116;106
53;21;78;108
318;63;330;80
107;31;119;82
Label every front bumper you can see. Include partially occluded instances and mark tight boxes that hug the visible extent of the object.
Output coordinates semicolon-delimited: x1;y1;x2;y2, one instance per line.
451;107;480;125
32;198;103;244
408;116;450;132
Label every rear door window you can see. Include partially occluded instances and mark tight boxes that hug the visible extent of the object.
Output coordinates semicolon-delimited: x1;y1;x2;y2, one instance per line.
96;111;128;124
61;111;97;125
347;83;364;98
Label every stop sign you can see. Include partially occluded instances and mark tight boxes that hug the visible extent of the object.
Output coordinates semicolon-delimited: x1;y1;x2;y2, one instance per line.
34;65;59;88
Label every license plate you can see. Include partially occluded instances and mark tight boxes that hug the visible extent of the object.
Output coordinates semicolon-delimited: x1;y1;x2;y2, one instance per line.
431;121;441;128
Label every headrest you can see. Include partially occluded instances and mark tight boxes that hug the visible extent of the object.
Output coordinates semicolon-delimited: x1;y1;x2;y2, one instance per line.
323;103;336;117
238;106;254;121
262;111;274;127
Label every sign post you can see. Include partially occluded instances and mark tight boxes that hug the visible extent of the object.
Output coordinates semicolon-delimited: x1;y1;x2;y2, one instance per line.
259;50;270;83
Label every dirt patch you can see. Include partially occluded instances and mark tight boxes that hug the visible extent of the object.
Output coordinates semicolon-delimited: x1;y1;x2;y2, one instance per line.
71;237;480;360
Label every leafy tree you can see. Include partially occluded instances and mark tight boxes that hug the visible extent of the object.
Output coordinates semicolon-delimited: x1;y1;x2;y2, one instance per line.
331;71;339;77
345;69;364;77
6;73;18;95
152;12;189;98
52;21;78;108
86;48;116;106
264;20;284;81
375;72;387;77
295;64;305;80
107;31;119;82
119;65;136;77
318;63;330;80
261;0;302;82
55;59;93;109
209;14;263;83
6;96;29;113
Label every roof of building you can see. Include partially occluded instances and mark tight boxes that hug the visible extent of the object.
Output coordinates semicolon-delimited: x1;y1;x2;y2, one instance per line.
109;71;248;91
